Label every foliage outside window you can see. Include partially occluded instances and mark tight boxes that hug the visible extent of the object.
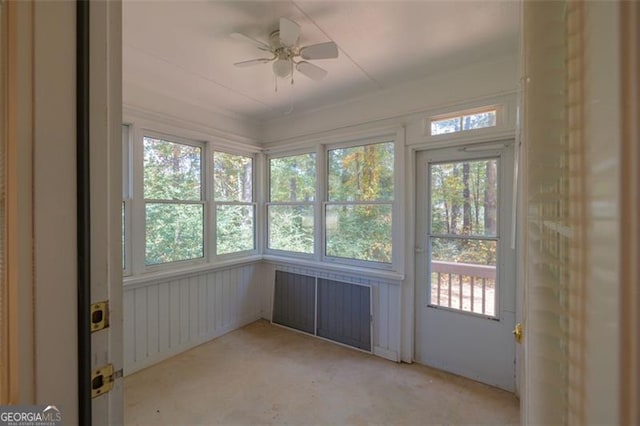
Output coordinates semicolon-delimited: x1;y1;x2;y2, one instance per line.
213;151;255;255
429;159;499;316
143;136;204;265
430;158;498;266
326;141;394;264
431;109;497;136
268;153;316;254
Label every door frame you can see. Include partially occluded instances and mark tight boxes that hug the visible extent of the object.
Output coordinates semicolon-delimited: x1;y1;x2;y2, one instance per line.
1;1;123;423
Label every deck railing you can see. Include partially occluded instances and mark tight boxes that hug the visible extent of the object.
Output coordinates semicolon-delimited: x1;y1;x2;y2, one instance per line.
430;260;496;316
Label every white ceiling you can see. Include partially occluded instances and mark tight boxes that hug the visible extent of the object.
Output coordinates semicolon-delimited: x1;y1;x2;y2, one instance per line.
123;0;520;123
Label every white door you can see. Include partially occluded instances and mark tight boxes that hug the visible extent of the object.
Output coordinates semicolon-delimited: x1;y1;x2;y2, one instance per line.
415;143;516;392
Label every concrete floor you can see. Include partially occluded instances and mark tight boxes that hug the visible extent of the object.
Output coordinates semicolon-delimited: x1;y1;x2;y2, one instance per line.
125;320;519;425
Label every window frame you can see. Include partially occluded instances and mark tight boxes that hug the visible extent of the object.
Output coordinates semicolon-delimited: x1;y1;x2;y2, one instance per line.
426;155;502;319
122;124;132;277
211;148;258;259
141;131;207;270
322;134;402;271
265;150;318;258
428;105;502;137
125;121;404;279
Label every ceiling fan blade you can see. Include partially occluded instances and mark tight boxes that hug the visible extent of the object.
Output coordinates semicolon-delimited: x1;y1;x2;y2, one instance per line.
299;42;339;60
230;32;271;52
296;61;328;81
234;58;273;67
279;18;300;47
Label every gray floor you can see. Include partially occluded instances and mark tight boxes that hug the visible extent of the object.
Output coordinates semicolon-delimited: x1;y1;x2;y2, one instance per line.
125;320;519;425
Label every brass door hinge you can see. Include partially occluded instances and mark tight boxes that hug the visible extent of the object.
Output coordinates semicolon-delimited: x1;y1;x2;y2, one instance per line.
91;364;122;398
513;323;523;343
90;301;109;332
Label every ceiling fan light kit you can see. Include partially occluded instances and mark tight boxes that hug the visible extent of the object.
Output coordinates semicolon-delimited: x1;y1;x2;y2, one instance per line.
232;17;339;84
273;57;293;78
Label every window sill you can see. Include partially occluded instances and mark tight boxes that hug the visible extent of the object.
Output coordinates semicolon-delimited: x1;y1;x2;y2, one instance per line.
262;255;405;284
123;254;263;289
123;254;406;290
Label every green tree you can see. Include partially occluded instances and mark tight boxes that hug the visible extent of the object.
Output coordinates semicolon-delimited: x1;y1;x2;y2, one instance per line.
326;142;394;263
430;159;498;266
143;137;204;265
268;153;316;254
214;152;254;254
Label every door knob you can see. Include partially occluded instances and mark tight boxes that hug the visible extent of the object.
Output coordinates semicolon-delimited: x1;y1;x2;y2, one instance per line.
512;323;523;343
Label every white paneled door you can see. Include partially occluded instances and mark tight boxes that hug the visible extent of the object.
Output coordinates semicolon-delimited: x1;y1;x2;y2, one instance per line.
415;143;516;392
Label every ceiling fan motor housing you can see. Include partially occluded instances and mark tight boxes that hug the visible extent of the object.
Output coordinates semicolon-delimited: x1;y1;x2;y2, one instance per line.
270;30;296;78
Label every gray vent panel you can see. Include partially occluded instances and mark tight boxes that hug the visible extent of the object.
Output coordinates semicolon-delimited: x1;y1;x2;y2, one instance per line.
272;271;315;334
317;278;371;351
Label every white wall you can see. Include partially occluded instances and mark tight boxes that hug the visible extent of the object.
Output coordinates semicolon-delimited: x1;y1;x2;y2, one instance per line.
262;54;518;145
123;262;264;374
582;2;621;422
124;83;262;144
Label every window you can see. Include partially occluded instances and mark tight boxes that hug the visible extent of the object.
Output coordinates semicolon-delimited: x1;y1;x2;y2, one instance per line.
430;108;497;136
213;151;255;255
268;153;316;254
143;136;204;265
429;158;499;317
326;141;394;264
125;125;401;276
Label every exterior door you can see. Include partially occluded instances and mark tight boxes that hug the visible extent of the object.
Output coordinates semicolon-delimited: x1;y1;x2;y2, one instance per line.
415;143;516;392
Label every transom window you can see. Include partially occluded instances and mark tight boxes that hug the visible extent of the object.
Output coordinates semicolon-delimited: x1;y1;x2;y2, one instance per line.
430;108;497;136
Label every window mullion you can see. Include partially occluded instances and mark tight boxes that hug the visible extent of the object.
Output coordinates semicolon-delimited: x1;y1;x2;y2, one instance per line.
324;200;394;206
144;199;205;205
317;144;326;261
205;141;213;263
131;125;146;275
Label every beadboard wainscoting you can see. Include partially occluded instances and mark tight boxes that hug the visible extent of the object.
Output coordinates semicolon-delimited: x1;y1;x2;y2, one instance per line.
123;262;265;374
263;262;402;362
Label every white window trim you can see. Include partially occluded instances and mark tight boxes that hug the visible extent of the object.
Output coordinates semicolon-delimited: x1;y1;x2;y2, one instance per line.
265;150;318;258
265;201;316;258
211;149;259;259
141;132;207;270
125;124;261;279
124;122;405;280
263;129;404;274
122;124;132;277
424;146;512;321
425;104;505;138
428;104;503;137
322;133;403;272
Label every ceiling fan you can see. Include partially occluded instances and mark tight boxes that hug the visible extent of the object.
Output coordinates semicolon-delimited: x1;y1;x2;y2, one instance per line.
231;18;339;83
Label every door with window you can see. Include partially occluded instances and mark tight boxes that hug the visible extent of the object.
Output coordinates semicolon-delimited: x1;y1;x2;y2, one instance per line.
415;143;516;392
